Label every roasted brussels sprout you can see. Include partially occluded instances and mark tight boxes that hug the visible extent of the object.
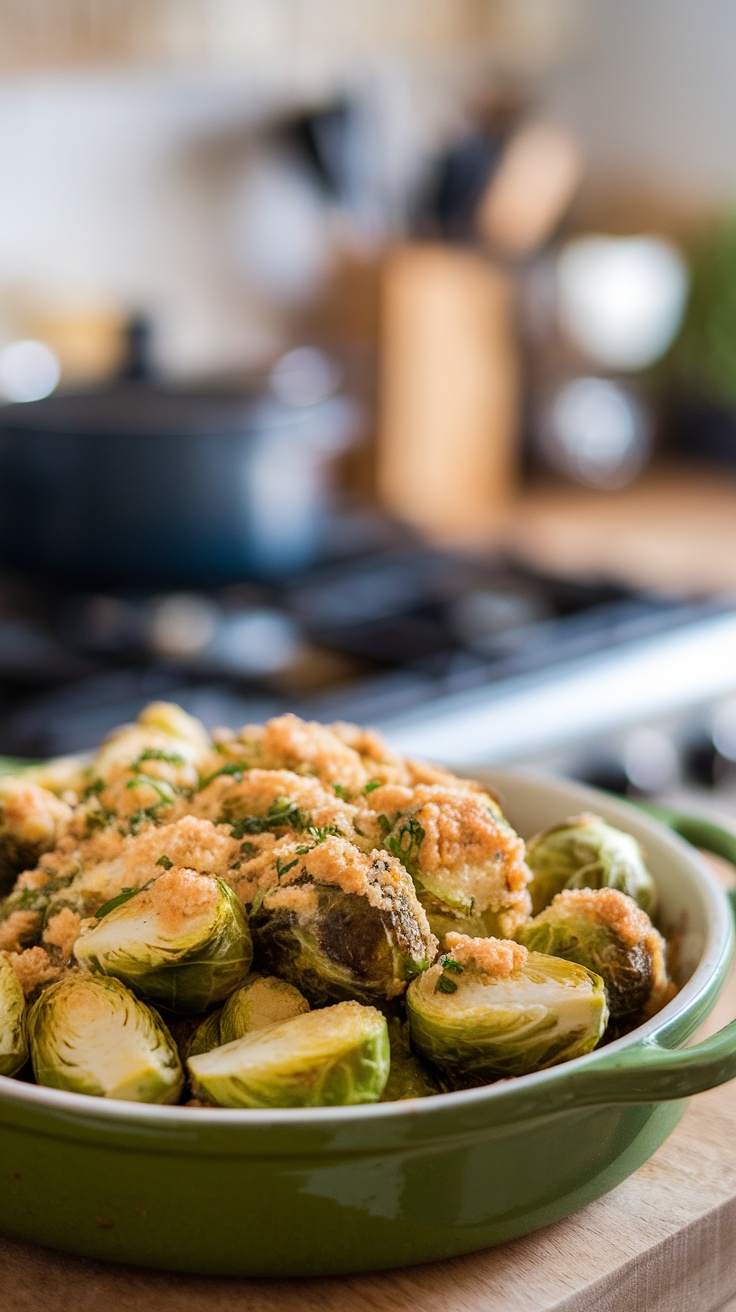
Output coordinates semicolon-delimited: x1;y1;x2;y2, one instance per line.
188;1000;389;1108
379;786;531;941
27;974;183;1101
248;836;437;1006
516;888;672;1020
74;866;253;1012
187;975;309;1057
380;1017;440;1102
407;934;608;1082
525;813;657;916
0;778;71;892
186;1010;223;1059
219;975;309;1043
0;953;28;1076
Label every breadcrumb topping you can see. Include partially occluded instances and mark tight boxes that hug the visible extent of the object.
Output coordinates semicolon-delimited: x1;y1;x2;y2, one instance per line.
8;946;59;995
548;888;653;948
43;907;83;961
0;910;40;952
445;933;528;977
0;778;71;849
129;866;219;935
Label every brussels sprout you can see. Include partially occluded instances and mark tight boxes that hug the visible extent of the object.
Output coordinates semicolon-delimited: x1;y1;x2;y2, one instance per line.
525;813;657;916
380;1017;440;1102
407;935;608;1082
187;976;309;1057
0;778;71;893
516;888;672;1020
27;974;183;1102
74;866;253;1012
380;786;531;941
0;953;28;1076
187;1010;223;1058
248;838;437;1006
219;975;309;1044
188;1000;389;1108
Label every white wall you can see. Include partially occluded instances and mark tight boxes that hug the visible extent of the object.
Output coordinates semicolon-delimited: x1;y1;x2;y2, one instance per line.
543;0;736;207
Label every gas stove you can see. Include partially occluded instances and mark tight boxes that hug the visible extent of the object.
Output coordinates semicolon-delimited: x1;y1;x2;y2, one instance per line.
2;530;736;789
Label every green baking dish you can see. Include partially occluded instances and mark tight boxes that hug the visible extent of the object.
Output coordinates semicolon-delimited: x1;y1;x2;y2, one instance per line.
1;770;736;1277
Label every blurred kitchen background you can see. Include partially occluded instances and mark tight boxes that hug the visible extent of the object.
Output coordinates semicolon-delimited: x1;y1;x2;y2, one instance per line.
3;0;736;817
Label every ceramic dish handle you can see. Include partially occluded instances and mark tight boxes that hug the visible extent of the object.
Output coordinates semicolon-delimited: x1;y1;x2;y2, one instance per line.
536;807;736;1113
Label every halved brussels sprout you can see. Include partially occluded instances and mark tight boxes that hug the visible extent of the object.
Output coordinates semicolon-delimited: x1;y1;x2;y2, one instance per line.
248;837;437;1006
27;974;183;1101
0;953;28;1076
379;786;531;941
380;1017;440;1102
187;1010;223;1059
525;813;657;916
187;975;309;1057
0;778;71;893
516;887;672;1020
407;934;608;1082
219;975;309;1043
188;1000;389;1108
74;866;253;1012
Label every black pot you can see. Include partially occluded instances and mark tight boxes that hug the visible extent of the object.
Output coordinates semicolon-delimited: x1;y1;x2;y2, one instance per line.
0;384;355;586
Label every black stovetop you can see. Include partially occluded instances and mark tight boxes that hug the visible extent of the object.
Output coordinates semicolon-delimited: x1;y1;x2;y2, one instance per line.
0;532;727;758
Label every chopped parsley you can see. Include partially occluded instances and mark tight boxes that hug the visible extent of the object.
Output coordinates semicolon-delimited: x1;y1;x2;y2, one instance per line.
435;974;458;995
127;807;162;835
86;806;115;832
376;813;392;837
239;841;258;859
295;824;342;854
133;748;185;767
198;761;247;789
125;775;178;803
275;857;298;881
332;782;348;800
84;778;105;798
95;886;142;919
364;779;382;794
442;956;464;975
156;854;173;870
386;817;425;873
221;797;309;838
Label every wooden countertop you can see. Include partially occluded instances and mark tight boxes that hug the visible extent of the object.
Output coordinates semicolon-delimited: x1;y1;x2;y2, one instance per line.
497;464;736;595
3;855;736;1312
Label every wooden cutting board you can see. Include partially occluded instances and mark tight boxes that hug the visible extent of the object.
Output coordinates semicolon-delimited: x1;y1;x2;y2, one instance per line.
3;868;736;1312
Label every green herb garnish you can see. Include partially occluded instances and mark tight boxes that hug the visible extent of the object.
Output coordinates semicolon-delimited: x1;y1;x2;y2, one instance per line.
125;775;177;803
386;817;425;873
332;782;348;800
95;886;141;919
239;841;258;858
435;974;458;995
221;797;309;838
442;956;464;974
198;761;247;788
156;855;173;870
133;748;185;767
364;779;381;794
275;857;299;880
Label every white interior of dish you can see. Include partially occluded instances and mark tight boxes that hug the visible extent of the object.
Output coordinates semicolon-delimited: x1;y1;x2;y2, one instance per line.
0;770;732;1125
